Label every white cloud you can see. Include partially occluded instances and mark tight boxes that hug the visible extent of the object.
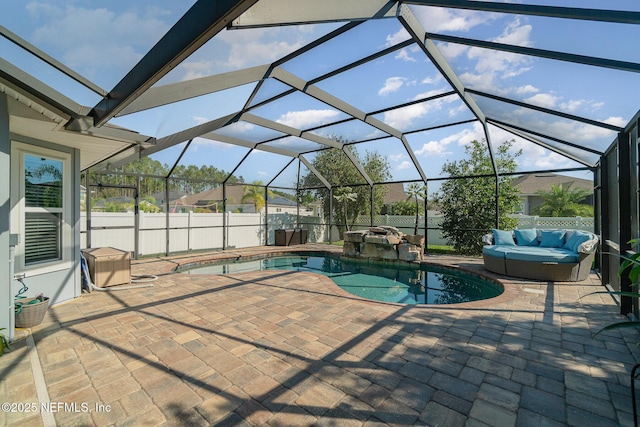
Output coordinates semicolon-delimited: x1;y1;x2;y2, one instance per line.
414;124;481;157
560;99;583;112
604;116;626;127
276;109;340;128
217;121;255;133
412;89;447;101
383;104;427;129
507;107;619;144
525;93;558;109
448;102;468;118
384;104;430;129
411;6;496;33
397;161;413;170
509;138;574;170
485;125;570;171
422;74;443;85
457;18;535;93
533;152;573;169
493;18;533;47
437;42;469;60
456;124;483;146
516;85;539;95
415;140;452;156
378;77;406;96
395;48;417;62
181;60;216;80
389;153;404;162
384;94;458;129
559;99;606;114
385;27;411;47
177;25;317;77
467;45;530;77
226;39;303;69
458;71;496;94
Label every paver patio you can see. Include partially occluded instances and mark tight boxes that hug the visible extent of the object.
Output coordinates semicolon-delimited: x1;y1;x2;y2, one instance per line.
1;244;639;426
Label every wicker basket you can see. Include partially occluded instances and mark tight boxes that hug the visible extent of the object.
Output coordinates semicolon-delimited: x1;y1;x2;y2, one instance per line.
15;297;50;328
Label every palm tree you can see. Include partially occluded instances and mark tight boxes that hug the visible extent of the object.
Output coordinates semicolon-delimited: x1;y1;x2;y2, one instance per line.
531;182;593;217
334;186;357;232
241;181;274;212
406;183;427;235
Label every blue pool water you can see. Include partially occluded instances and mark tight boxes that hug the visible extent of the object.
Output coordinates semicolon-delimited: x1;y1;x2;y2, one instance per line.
182;255;503;305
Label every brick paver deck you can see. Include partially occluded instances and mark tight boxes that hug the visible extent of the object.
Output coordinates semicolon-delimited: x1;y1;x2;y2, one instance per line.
1;244;639;426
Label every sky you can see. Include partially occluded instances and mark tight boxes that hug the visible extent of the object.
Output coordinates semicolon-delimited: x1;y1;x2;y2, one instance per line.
3;1;640;194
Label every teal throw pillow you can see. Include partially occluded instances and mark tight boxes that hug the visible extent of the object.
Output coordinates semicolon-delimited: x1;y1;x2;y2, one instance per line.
514;228;538;246
540;230;566;248
564;230;591;252
492;229;515;246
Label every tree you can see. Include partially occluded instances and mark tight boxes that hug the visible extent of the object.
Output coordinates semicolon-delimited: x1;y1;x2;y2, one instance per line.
531;182;593;217
172;164;240;193
124;157;168;197
140;196;161;213
334;187;357;231
406;183;427;235
300;142;391;235
388;200;422;216
437;140;521;255
241;181;274;212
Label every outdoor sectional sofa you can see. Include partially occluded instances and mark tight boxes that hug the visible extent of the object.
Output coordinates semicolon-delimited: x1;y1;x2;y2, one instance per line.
482;228;598;281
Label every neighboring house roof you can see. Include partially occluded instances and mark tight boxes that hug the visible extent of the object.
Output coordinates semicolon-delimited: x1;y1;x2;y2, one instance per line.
151;190;189;205
382;182;424;204
512;174;592;196
174;185;298;208
269;195;297;207
177;186;233;207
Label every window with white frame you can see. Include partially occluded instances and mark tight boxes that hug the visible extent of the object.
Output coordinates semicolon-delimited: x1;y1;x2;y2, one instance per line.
12;142;71;271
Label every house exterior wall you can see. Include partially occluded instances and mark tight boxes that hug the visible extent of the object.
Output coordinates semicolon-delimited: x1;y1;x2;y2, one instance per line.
8;133;81;321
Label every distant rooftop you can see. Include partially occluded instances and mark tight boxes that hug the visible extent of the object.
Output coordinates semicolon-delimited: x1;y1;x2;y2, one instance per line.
512;173;592;196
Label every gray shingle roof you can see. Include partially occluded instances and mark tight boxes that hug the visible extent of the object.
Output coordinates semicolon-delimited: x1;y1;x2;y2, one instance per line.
512;174;592;196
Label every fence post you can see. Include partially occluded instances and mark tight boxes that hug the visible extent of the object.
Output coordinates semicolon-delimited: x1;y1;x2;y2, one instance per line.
138;210;144;257
188;211;193;251
226;211;231;249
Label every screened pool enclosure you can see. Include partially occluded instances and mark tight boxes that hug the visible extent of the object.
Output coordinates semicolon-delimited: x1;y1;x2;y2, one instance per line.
1;1;639;314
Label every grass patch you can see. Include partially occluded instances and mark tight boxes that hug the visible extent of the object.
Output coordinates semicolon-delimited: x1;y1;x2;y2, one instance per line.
425;245;456;255
319;240;344;246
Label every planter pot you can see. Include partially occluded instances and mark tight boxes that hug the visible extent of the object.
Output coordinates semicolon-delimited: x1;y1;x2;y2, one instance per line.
15;297;50;328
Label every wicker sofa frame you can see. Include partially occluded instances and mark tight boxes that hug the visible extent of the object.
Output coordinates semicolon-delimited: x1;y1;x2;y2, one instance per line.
482;230;598;282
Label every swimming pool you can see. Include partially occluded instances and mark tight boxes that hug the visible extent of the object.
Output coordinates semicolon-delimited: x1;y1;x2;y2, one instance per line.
181;255;503;305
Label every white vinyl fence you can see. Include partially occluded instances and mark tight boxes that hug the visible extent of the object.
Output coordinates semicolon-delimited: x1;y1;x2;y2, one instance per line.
81;212;263;256
81;212;594;256
81;212;327;257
